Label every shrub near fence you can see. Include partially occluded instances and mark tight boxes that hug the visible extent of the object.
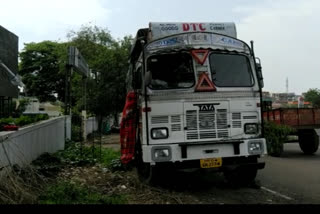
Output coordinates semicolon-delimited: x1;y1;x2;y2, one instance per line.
0;114;50;130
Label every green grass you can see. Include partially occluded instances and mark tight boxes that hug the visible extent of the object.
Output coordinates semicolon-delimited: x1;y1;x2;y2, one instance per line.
38;181;127;204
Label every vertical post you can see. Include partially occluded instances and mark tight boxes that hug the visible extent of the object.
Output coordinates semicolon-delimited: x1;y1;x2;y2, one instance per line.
64;65;72;142
82;110;87;142
8;97;12;117
81;76;87;142
99;123;102;161
92;116;95;158
0;96;3;117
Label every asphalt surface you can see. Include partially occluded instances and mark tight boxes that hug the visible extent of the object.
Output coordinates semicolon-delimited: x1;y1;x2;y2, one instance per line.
257;143;320;204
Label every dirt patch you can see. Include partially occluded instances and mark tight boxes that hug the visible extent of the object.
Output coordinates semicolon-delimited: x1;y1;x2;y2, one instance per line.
55;163;296;204
86;133;120;151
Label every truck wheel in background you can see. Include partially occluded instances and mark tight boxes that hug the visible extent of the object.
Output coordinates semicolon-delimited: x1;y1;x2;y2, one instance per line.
298;129;319;155
223;157;258;187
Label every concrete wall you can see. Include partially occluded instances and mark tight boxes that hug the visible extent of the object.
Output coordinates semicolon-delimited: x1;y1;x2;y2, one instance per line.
85;117;99;137
0;116;71;169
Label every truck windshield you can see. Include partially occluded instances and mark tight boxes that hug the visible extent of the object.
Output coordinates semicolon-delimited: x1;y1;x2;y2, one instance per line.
147;53;195;90
209;53;254;87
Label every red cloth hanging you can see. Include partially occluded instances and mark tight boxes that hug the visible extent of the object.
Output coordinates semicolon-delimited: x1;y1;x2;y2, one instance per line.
120;91;137;165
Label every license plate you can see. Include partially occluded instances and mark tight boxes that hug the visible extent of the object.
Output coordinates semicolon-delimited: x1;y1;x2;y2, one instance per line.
200;158;222;169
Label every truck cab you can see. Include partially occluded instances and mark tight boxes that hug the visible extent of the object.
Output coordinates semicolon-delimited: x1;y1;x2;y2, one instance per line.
122;22;267;185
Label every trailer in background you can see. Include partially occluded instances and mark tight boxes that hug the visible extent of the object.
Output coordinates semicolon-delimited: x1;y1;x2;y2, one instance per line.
263;108;320;154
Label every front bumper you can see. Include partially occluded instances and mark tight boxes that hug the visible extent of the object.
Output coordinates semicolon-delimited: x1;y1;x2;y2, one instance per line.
149;156;265;172
142;138;267;164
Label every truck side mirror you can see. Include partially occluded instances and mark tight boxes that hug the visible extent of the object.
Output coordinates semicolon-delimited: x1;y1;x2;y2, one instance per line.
133;68;142;90
145;71;151;86
256;58;264;88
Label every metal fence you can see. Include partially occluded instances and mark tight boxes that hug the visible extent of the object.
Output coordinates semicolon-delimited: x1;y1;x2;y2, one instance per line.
0;116;71;170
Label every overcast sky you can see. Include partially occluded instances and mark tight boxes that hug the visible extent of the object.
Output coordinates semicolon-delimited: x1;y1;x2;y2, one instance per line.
1;0;319;95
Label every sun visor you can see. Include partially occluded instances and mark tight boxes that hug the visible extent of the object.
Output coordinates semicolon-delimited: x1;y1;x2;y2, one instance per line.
149;22;237;41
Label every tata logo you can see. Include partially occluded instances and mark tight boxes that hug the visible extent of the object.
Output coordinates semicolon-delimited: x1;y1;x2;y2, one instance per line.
194;103;220;112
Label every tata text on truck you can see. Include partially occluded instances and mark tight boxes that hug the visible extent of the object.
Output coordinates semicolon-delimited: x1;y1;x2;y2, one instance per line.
120;22;267;185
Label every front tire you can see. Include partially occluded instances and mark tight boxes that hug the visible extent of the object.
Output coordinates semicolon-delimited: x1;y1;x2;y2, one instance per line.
134;133;160;185
136;162;161;185
223;157;258;187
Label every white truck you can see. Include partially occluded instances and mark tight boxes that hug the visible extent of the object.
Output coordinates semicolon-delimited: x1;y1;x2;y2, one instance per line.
123;22;267;185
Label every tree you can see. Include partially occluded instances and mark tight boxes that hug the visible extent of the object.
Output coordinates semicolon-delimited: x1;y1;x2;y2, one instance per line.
304;88;320;108
19;24;133;127
67;25;133;127
19;41;68;102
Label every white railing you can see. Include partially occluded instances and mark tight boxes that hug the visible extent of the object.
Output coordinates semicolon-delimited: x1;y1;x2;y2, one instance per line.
0;116;71;170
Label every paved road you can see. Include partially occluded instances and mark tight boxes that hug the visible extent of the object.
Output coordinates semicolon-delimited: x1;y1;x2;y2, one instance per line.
256;143;320;204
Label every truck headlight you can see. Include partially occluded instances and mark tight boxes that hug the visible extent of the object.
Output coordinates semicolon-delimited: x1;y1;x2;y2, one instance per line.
152;147;172;162
151;128;168;139
245;123;258;135
248;141;264;155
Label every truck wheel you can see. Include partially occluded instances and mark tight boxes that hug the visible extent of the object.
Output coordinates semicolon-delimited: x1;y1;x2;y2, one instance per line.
268;140;284;157
298;129;319;155
223;158;258;187
136;162;161;185
134;134;160;185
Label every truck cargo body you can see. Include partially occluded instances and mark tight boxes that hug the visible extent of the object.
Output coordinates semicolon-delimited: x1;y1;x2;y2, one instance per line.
263;108;320;129
263;108;320;155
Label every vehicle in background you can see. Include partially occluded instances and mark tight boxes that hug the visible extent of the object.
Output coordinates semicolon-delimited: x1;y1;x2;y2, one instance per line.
263;108;320;155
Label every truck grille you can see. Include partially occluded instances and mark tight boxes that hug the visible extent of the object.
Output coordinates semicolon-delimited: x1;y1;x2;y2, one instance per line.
151;115;182;132
232;113;242;128
186;109;229;140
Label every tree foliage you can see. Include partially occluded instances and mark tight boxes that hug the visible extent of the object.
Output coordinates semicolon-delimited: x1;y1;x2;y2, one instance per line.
67;25;132;122
19;41;68;102
304;88;320;108
19;24;133;123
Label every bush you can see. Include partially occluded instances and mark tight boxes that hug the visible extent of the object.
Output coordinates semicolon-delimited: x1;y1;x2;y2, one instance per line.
264;121;294;157
15;115;34;126
0;117;15;125
54;141;121;168
71;125;82;142
0;114;50;127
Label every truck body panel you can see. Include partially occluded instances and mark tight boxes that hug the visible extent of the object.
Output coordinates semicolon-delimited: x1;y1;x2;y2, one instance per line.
263;108;320;129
